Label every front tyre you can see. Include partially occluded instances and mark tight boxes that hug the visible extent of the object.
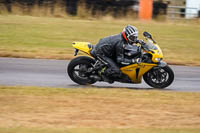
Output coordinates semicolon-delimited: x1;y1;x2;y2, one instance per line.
143;65;174;89
67;56;96;85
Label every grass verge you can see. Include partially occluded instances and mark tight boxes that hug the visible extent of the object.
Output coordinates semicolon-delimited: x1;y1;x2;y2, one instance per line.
0;85;200;133
0;15;200;65
0;127;200;133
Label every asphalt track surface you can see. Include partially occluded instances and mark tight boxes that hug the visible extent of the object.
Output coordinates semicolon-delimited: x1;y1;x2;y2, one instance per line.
0;57;200;92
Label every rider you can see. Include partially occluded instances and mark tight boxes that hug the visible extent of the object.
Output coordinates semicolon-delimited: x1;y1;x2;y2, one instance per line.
92;25;144;81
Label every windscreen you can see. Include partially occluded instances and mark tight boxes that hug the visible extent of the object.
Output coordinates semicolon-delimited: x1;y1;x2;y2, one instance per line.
146;39;158;50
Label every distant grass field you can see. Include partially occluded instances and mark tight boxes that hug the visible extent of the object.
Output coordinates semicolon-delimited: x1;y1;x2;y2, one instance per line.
0;86;200;133
0;15;200;65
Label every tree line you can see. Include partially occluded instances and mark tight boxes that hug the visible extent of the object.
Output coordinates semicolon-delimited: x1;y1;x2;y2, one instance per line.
0;0;138;17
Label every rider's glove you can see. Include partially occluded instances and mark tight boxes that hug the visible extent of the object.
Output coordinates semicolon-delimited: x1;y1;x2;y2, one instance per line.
137;40;149;51
137;40;146;45
132;58;141;64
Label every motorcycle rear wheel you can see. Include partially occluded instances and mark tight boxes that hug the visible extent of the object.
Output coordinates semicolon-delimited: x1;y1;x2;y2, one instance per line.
143;65;174;89
67;56;97;85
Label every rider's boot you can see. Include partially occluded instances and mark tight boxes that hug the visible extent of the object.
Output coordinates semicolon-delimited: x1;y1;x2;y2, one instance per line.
101;75;114;84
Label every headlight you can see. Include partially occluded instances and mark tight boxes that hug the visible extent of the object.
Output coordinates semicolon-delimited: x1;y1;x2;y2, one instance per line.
155;58;161;62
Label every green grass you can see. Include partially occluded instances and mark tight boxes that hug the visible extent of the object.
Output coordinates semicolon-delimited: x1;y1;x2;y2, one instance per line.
0;15;200;65
0;86;200;133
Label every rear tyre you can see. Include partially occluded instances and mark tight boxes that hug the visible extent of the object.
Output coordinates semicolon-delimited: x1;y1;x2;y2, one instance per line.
143;65;174;89
67;56;96;85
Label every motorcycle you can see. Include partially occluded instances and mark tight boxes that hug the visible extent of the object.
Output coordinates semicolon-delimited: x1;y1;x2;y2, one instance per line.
67;32;174;88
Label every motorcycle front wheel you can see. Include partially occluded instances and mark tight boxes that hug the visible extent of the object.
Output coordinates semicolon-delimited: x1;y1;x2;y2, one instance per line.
67;56;97;85
143;65;174;89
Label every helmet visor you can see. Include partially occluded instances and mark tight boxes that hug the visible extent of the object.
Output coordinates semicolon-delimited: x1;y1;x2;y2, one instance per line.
128;35;137;43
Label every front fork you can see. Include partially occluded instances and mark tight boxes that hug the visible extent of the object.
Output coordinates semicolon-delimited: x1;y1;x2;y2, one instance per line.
151;61;167;71
157;61;167;67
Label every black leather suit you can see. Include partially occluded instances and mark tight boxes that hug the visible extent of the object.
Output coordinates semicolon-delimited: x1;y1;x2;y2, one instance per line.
92;33;135;78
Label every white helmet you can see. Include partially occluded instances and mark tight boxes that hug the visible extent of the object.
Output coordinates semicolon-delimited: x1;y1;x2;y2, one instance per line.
122;25;138;44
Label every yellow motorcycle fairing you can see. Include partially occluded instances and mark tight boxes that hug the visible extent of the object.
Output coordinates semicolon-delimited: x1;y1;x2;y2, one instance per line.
72;41;160;84
120;63;157;83
120;39;163;83
150;44;163;63
145;39;163;63
72;42;93;55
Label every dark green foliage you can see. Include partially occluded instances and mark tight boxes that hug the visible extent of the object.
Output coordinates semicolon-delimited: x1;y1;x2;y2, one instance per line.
0;0;138;17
